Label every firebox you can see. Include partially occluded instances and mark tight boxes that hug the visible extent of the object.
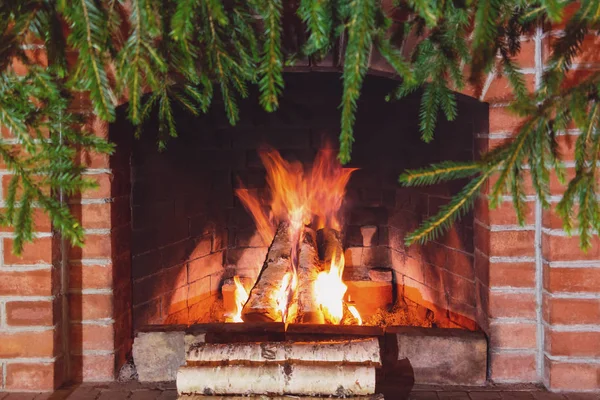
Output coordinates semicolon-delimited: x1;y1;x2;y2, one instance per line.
118;72;488;333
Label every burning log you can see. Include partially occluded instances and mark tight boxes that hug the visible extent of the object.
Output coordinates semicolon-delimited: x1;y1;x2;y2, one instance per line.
186;338;381;366
317;227;344;267
289;227;324;324
177;364;375;397
242;222;293;322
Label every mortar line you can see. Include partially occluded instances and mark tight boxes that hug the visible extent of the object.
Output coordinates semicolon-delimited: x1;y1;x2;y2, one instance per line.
534;24;545;383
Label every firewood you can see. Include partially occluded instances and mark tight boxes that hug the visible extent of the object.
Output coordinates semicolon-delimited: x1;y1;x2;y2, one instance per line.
177;364;376;396
289;227;324;324
241;222;293;322
186;337;381;366
178;395;385;400
317;227;344;267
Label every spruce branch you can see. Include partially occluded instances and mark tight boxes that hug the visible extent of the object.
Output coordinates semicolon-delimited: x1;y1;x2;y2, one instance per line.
338;0;377;164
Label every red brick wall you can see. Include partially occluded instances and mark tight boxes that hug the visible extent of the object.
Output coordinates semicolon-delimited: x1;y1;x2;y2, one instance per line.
2;11;599;393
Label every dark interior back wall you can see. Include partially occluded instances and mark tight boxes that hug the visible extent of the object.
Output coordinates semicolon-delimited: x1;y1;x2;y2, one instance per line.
115;73;488;328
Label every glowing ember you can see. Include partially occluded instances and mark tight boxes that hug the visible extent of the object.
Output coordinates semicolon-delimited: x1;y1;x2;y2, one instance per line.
348;305;363;325
225;276;249;323
314;252;348;325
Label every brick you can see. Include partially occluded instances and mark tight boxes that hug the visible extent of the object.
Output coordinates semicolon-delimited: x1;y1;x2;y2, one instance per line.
188;276;211;304
489;261;536;288
11;49;48;75
71;354;115;381
71;323;115;351
544;357;600;391
69;293;113;321
483;74;536;103
224;247;265;269
162;286;188;317
543;265;600;293
542;234;600;262
490;322;537;350
5;300;54;326
0;208;51;233
78;149;110;169
542;205;575;230
71;203;112;229
0;330;55;357
513;38;538;69
70;263;113;290
545;330;600;357
0;269;52;296
344;247;363;267
443;271;476;306
188;235;212;259
555;134;579;162
445;249;475;280
485;200;536;226
71;234;112;259
133;298;162;328
489;107;527;133
490;352;537;382
489;292;536;319
489;230;535;258
5;362;58;391
81;173;112;199
133;264;187;306
3;237;52;265
543;296;600;325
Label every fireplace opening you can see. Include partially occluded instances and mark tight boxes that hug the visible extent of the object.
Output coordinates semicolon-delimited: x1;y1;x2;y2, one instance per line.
112;72;488;332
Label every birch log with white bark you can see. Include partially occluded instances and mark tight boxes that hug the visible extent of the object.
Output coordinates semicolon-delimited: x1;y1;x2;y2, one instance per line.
289;227;324;324
186;337;381;366
177;364;375;396
178;395;384;400
317;228;344;267
241;222;292;322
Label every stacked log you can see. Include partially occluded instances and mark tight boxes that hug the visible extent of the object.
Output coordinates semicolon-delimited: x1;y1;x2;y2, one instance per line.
288;227;324;324
241;223;292;322
317;227;344;267
177;338;381;397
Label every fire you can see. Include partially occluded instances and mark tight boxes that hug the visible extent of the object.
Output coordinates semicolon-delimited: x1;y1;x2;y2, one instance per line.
225;276;249;323
234;145;361;325
273;272;297;322
314;253;347;324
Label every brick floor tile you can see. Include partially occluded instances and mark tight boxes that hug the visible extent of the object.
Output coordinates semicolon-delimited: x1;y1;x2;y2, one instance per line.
469;392;503;400
4;395;37;400
564;395;600;400
97;390;131;400
500;392;535;400
408;391;440;400
531;392;567;400
156;391;177;400
129;390;161;400
438;392;471;400
66;386;102;400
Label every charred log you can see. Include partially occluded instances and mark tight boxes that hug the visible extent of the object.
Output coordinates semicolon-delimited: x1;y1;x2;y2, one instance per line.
241;222;293;322
288;227;324;324
317;228;344;267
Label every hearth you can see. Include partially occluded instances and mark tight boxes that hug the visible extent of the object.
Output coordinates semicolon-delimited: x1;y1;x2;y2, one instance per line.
122;72;487;333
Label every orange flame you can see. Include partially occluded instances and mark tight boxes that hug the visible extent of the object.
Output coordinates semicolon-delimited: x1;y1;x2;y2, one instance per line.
235;146;356;245
315;252;348;324
225;276;249;323
273;272;297;322
234;145;359;324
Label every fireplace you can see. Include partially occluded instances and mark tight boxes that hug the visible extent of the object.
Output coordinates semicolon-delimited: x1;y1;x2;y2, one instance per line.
115;72;488;334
